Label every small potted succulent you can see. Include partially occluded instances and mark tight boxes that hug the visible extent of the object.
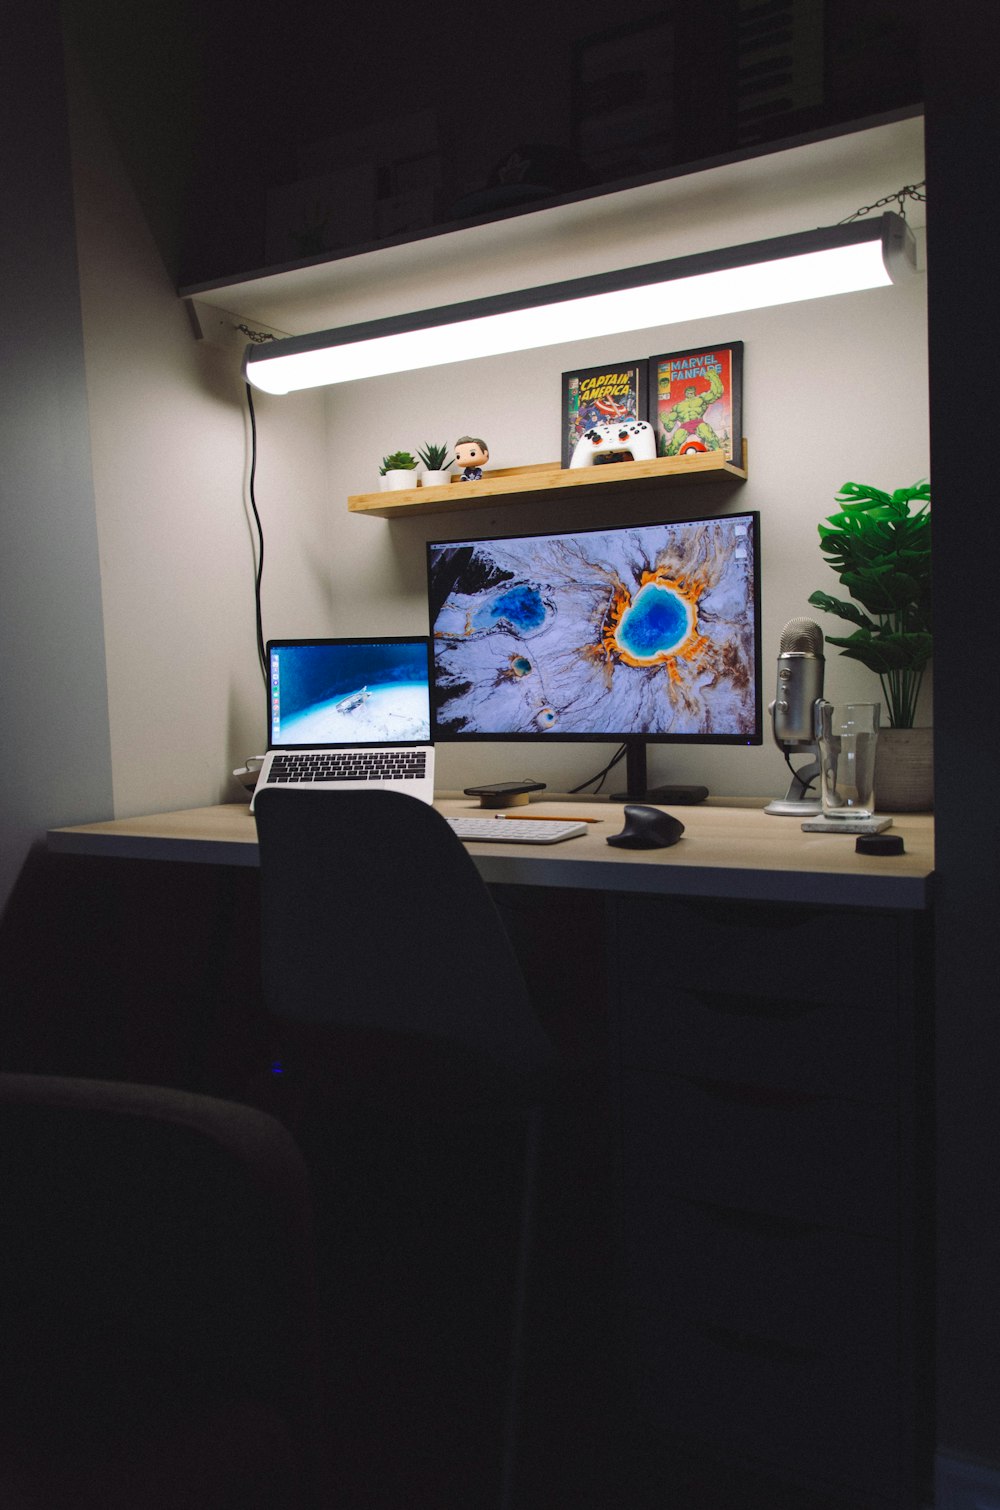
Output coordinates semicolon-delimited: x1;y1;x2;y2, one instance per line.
417;442;455;488
379;451;418;491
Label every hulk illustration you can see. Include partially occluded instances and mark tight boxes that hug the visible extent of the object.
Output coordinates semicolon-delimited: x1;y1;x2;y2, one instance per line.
658;368;725;455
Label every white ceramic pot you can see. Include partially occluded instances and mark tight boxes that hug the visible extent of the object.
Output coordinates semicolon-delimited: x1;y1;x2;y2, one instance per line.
874;725;934;812
420;470;452;488
380;469;418;491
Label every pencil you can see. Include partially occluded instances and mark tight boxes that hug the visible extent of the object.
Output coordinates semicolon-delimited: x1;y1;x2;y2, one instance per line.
496;813;603;823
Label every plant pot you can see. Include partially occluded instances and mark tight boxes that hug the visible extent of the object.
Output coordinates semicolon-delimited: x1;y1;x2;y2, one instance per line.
420;470;452;488
875;726;934;812
380;470;417;492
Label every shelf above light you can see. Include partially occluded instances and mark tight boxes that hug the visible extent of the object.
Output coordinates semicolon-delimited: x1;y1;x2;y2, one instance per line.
348;442;748;518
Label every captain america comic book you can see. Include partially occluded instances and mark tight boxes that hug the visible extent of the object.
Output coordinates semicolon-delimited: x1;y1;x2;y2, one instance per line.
561;359;648;467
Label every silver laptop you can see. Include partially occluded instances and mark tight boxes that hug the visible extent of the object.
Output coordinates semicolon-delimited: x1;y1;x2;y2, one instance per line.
250;636;435;809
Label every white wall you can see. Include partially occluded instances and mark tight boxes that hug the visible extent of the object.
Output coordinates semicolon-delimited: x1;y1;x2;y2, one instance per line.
68;61;332;816
311;116;929;800
73;99;927;812
320;277;928;798
0;5;114;910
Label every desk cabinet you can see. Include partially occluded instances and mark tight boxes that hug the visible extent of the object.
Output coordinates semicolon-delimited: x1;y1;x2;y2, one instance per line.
38;802;936;1505
609;894;932;1508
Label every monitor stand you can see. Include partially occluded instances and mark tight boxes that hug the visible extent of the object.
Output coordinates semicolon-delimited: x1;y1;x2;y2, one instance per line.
609;739;709;805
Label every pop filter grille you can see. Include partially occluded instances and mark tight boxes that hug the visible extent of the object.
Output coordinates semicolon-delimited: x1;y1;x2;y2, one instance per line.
779;618;824;655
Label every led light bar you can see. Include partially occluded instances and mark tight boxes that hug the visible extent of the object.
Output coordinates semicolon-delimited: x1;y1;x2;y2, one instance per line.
243;212;915;395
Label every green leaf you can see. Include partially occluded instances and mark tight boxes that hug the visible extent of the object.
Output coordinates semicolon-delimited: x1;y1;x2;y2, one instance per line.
807;590;879;631
840;566;923;615
812;480;932;680
889;480;931;509
417;442;453;470
380;450;417;471
834;480;893;509
824;629;933;673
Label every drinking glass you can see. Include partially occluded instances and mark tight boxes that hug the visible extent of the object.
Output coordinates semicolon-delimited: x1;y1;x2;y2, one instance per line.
818;702;880;819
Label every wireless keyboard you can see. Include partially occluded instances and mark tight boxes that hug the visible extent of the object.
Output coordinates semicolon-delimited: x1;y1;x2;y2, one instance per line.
446;816;588;845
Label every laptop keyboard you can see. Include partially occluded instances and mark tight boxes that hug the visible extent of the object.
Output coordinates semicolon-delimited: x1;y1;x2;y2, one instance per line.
267;750;428;783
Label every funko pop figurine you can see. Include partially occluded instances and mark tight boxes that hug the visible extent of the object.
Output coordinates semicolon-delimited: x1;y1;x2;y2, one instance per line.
455;435;489;482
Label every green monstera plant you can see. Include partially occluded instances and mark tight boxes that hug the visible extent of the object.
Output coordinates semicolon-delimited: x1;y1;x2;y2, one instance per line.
808;479;931;729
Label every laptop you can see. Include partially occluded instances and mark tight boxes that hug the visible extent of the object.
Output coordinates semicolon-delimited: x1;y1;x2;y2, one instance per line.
250;636;435;809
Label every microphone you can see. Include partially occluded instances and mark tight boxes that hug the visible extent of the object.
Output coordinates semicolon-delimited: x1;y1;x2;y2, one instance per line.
773;618;825;745
765;618;825;816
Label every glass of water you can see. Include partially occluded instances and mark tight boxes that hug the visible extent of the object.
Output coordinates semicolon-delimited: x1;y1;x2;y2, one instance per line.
818;702;881;819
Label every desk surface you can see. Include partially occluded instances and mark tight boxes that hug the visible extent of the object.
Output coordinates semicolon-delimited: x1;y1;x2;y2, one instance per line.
48;796;934;911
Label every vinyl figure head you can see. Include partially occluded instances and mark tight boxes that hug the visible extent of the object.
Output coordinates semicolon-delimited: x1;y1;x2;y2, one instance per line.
455;436;489;477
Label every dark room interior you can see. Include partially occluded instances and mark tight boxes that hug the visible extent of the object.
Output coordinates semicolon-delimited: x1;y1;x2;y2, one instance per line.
2;1;999;1506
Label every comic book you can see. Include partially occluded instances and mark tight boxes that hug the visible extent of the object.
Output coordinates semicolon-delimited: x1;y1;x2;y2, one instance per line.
561;359;648;468
648;343;743;463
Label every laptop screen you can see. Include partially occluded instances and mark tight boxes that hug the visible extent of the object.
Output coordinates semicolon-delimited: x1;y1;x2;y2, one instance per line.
267;638;432;748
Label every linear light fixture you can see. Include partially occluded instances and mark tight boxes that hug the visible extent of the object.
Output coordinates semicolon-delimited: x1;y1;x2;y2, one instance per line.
243;211;916;395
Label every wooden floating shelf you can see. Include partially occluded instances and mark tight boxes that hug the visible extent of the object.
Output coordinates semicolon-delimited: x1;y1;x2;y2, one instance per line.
348;440;748;518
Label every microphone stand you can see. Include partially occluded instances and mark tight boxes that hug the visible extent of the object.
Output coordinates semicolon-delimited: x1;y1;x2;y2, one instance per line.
764;698;823;816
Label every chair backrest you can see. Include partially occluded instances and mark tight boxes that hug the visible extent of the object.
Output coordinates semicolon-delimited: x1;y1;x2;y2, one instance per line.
0;1072;330;1509
253;788;554;1083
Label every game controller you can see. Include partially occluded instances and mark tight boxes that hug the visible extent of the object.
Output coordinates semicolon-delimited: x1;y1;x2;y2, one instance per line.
569;419;657;468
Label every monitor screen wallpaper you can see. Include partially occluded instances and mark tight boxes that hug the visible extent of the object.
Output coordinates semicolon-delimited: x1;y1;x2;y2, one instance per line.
427;513;760;744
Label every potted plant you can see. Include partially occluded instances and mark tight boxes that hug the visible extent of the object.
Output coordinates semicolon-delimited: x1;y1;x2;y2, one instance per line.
808;478;933;810
379;451;418;491
417;442;454;488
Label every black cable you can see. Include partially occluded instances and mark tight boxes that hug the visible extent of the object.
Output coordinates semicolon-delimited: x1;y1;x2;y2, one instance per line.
245;382;267;685
570;743;627;795
783;748;817;796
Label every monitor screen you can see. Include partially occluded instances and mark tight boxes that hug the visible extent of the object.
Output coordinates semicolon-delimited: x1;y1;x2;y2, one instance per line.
426;511;761;799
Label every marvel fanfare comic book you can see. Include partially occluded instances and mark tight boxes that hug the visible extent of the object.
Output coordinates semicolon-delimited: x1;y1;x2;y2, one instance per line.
648;343;743;463
561;360;648;468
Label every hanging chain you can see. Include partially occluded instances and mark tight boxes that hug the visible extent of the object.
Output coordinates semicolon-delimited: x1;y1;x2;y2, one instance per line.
839;181;926;224
236;323;276;344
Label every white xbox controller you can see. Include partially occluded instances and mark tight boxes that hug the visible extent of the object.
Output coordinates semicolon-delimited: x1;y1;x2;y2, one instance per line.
569;419;657;468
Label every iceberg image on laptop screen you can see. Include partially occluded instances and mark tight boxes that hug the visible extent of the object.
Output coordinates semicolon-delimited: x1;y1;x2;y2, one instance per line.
272;639;431;744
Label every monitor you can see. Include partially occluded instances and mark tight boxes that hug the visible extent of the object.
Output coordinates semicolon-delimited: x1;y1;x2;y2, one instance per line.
426;510;761;802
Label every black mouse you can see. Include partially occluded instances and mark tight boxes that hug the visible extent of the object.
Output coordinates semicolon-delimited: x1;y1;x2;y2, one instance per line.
606;805;685;850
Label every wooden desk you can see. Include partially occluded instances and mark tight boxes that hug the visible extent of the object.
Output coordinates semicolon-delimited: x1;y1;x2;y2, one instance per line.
49;796;934;910
44;795;934;1508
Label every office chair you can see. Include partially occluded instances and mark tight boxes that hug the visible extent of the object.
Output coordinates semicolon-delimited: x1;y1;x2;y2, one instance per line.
252;786;558;1510
0;1072;331;1510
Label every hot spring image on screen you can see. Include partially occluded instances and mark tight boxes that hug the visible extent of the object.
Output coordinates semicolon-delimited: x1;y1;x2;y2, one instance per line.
429;517;757;737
